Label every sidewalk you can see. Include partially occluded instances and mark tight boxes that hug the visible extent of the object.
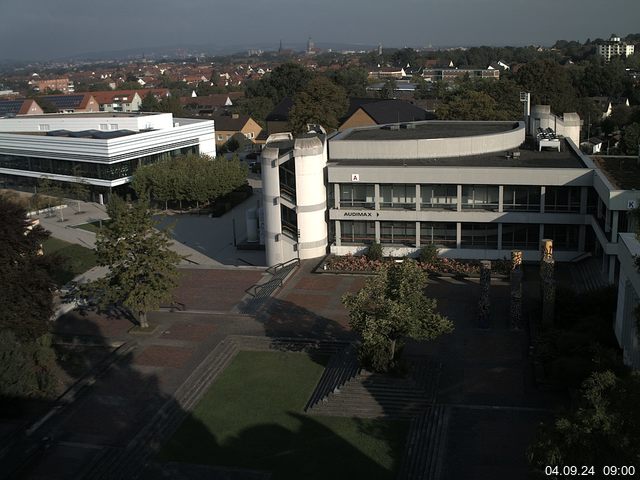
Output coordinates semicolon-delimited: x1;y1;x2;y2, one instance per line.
35;199;222;266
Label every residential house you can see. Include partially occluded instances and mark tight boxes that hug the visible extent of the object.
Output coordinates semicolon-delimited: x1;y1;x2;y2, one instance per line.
0;99;44;116
213;113;262;149
40;93;99;113
338;99;434;131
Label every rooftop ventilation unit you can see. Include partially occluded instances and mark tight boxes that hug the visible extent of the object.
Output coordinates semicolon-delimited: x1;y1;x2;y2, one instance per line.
389;124;400;131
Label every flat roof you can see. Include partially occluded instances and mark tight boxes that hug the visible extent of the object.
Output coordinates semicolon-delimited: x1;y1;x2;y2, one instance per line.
340;121;519;141
329;140;586;169
1;112;162;119
593;156;640;189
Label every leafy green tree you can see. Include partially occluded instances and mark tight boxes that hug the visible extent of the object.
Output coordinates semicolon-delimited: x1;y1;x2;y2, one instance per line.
342;260;453;372
528;371;640;470
392;48;418;68
621;123;640;155
236;96;274;126
245;63;314;103
330;66;369;97
0;194;55;340
379;78;397;99
0;331;58;398
82;198;182;328
289;77;348;134
158;94;184;117
140;92;161;112
514;60;578;113
437;90;510;121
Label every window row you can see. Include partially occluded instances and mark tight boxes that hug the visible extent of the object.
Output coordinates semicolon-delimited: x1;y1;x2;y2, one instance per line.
336;184;582;213
0;146;198;181
338;221;580;250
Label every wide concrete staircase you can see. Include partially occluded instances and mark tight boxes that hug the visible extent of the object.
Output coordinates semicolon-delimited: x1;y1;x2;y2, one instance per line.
570;257;609;293
396;405;450;480
308;357;441;419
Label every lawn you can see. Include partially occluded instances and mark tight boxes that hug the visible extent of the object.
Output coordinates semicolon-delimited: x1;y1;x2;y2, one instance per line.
74;219;111;233
159;351;408;480
42;237;97;286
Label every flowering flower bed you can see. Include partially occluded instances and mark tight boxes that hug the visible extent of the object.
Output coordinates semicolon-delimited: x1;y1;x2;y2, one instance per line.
322;254;510;277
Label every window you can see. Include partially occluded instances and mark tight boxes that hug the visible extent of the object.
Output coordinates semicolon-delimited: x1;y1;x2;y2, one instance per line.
420;222;457;247
462;185;499;211
281;205;297;240
421;184;457;210
100;124;108;130
545;186;580;213
217;135;223;141
279;159;296;202
461;223;499;249
341;221;375;244
38;124;50;131
109;124;118;130
339;184;375;209
380;184;416;209
502;224;539;250
543;224;579;250
503;186;541;212
380;222;416;245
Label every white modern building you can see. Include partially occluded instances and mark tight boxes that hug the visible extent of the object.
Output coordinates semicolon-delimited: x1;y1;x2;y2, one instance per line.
597;34;635;62
0;112;215;201
260;110;640;368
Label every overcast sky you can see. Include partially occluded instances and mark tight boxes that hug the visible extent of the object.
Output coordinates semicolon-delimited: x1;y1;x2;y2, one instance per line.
1;0;639;60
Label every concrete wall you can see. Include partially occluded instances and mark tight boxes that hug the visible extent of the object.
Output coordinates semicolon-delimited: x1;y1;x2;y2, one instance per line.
330;121;525;160
0;112;175;132
615;233;640;368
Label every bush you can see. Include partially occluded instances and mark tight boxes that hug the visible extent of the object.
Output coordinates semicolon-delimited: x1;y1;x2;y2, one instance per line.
419;244;440;264
366;242;384;261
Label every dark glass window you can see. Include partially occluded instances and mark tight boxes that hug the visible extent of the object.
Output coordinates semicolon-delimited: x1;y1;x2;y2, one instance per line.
339;184;375;209
421;184;457;210
462;185;499;211
461;223;499;249
340;221;376;244
281;205;297;240
543;224;579;250
502;224;539;250
420;222;457;247
380;184;416;210
380;222;416;245
545;186;580;213
503;186;541;212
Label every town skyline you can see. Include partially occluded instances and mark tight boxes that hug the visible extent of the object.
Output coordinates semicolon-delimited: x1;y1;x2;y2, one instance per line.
1;0;639;61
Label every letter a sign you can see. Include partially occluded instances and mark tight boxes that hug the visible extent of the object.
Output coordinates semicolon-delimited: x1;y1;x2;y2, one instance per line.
351;173;360;182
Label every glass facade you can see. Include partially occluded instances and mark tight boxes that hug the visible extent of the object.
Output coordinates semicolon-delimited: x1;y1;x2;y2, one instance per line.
545;186;580;213
421;184;457;210
340;184;375;209
503;186;541;212
461;185;499;211
461;223;499;249
279;159;296;202
341;221;375;244
380;221;416;245
281;205;297;240
420;222;457;247
502;223;539;250
543;224;579;250
0;146;198;182
380;184;416;209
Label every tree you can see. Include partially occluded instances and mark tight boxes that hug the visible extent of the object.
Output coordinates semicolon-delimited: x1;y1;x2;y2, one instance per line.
621;123;640;155
0;194;55;341
245;63;314;104
236;96;274;126
342;260;453;372
0;330;58;399
514;60;578;114
288;77;348;134
140;92;161;112
528;371;640;470
437;89;509;121
330;67;368;97
81;198;182;328
379;78;397;99
158;94;184;117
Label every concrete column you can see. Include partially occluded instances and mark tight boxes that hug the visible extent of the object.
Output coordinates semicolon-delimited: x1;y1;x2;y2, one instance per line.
335;220;341;246
605;207;611;233
457;185;462;212
539;224;545;244
578;225;586;252
498;185;504;213
334;183;340;209
580;186;588;215
261;147;284;266
611;211;619;242
609;255;616;284
497;223;503;250
374;184;380;211
415;184;421;212
375;221;380;243
456;222;462;248
415;221;421;247
540;186;546;213
597;197;603;219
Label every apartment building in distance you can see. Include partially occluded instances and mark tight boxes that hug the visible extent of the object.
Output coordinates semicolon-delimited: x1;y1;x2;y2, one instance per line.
597;34;635;62
31;77;75;94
